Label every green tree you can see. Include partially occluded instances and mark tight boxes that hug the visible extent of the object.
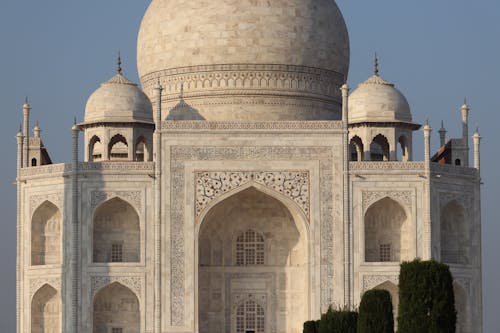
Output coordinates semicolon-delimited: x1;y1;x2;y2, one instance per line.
303;320;317;333
357;289;394;333
398;259;456;333
318;307;358;333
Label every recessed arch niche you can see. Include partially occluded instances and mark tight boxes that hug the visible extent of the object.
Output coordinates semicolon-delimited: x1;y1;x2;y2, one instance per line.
92;197;140;263
197;186;308;333
31;284;61;333
93;282;140;333
364;197;411;262
31;201;61;265
454;282;471;333
441;200;469;264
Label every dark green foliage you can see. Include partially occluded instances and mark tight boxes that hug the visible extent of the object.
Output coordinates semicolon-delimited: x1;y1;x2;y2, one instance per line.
318;307;358;333
357;289;394;333
304;320;317;333
398;259;456;333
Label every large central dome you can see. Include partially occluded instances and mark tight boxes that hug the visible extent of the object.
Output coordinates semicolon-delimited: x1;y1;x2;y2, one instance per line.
137;0;350;121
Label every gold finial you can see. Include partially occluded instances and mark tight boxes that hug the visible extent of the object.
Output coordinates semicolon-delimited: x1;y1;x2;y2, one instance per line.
374;53;379;76
117;51;122;74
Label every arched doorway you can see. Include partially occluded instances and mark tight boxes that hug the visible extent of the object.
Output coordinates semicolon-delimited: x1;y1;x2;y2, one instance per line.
441;200;469;264
198;187;308;333
374;281;399;330
93;282;140;333
31;201;61;265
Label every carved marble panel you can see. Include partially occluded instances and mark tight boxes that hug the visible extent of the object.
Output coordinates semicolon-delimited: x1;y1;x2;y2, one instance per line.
90;190;142;211
30;278;61;297
362;275;399;292
195;171;310;217
90;276;143;298
30;193;63;216
362;190;412;212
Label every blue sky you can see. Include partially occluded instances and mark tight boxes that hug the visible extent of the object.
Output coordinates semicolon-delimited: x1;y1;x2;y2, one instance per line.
0;1;498;331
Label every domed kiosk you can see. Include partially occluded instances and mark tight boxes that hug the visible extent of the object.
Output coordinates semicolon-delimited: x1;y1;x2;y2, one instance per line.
137;0;350;121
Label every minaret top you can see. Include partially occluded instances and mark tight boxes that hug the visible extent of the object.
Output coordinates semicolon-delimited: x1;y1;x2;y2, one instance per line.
374;53;379;76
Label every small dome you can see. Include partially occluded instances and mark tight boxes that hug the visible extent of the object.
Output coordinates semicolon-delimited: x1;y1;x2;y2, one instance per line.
349;74;413;124
84;73;153;124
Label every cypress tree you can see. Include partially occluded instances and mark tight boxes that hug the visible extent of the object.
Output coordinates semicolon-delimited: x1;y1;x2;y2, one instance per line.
303;320;317;333
398;259;456;333
357;289;394;333
319;306;358;333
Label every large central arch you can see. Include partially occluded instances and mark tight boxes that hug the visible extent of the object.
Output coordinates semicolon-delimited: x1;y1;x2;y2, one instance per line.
196;185;309;333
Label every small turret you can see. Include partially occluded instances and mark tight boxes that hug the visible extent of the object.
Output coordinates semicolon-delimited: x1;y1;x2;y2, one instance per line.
22;98;31;168
423;119;432;166
33;121;41;138
473;125;481;172
438;120;447;147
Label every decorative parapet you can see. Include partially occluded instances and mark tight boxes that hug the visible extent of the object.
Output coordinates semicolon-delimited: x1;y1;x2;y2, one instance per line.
195;171;310;217
430;163;478;178
80;162;154;172
349;161;425;172
162;120;343;132
19;163;70;178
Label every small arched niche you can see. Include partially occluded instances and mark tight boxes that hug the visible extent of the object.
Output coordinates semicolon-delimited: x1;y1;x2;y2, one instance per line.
370;134;390;161
93;197;140;263
93;282;140;333
31;201;61;266
89;135;103;162
135;136;149;162
108;134;128;160
350;136;364;161
454;283;471;333
373;281;399;330
441;200;469;264
31;284;61;333
364;197;410;262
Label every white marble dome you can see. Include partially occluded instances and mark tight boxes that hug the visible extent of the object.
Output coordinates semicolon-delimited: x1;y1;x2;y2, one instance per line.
348;74;413;124
136;0;350;121
84;73;153;124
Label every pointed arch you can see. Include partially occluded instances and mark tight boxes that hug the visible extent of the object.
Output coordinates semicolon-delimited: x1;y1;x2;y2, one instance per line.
350;136;364;161
108;134;128;160
441;200;469;264
89;135;103;162
31;201;61;265
454;282;471;333
135;136;149;162
93;282;140;333
364;197;410;262
373;281;399;330
235;298;266;333
31;284;61;333
370;134;390;161
92;197;140;263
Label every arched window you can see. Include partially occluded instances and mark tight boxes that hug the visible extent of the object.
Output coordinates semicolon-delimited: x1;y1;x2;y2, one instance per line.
350;136;364;161
31;158;37;166
398;135;409;161
108;134;128;160
455;159;461;166
236;229;265;266
236;299;265;333
441;200;469;264
93;282;139;333
31;284;60;333
32;201;61;265
135;137;149;162
89;136;102;162
370;134;390;161
365;197;410;262
93;198;140;263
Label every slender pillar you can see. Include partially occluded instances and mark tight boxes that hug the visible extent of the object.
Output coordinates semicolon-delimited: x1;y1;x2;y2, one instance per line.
22;99;31;168
438;120;446;147
71;123;80;333
153;80;163;333
461;100;470;166
15;129;23;333
473;127;481;172
423;121;432;167
341;83;352;307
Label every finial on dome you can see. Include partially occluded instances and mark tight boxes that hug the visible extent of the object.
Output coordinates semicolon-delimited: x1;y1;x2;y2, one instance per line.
117;51;122;74
374;53;379;76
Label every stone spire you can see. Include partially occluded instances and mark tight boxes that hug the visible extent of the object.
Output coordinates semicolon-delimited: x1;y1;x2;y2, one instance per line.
473;124;481;171
117;51;122;74
33;121;41;138
22;98;31;168
438;120;447;147
374;53;379;76
423;118;432;166
461;98;470;146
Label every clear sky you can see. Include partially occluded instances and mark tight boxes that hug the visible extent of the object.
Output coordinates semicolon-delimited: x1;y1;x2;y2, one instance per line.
0;1;498;331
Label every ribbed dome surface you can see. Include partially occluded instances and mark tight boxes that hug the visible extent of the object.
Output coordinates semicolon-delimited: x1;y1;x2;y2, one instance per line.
348;75;413;124
136;0;350;121
84;73;153;124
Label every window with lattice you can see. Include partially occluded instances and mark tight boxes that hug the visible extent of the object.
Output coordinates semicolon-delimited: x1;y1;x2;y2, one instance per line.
379;243;391;262
111;328;123;333
111;243;123;262
236;300;265;333
236;230;265;266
